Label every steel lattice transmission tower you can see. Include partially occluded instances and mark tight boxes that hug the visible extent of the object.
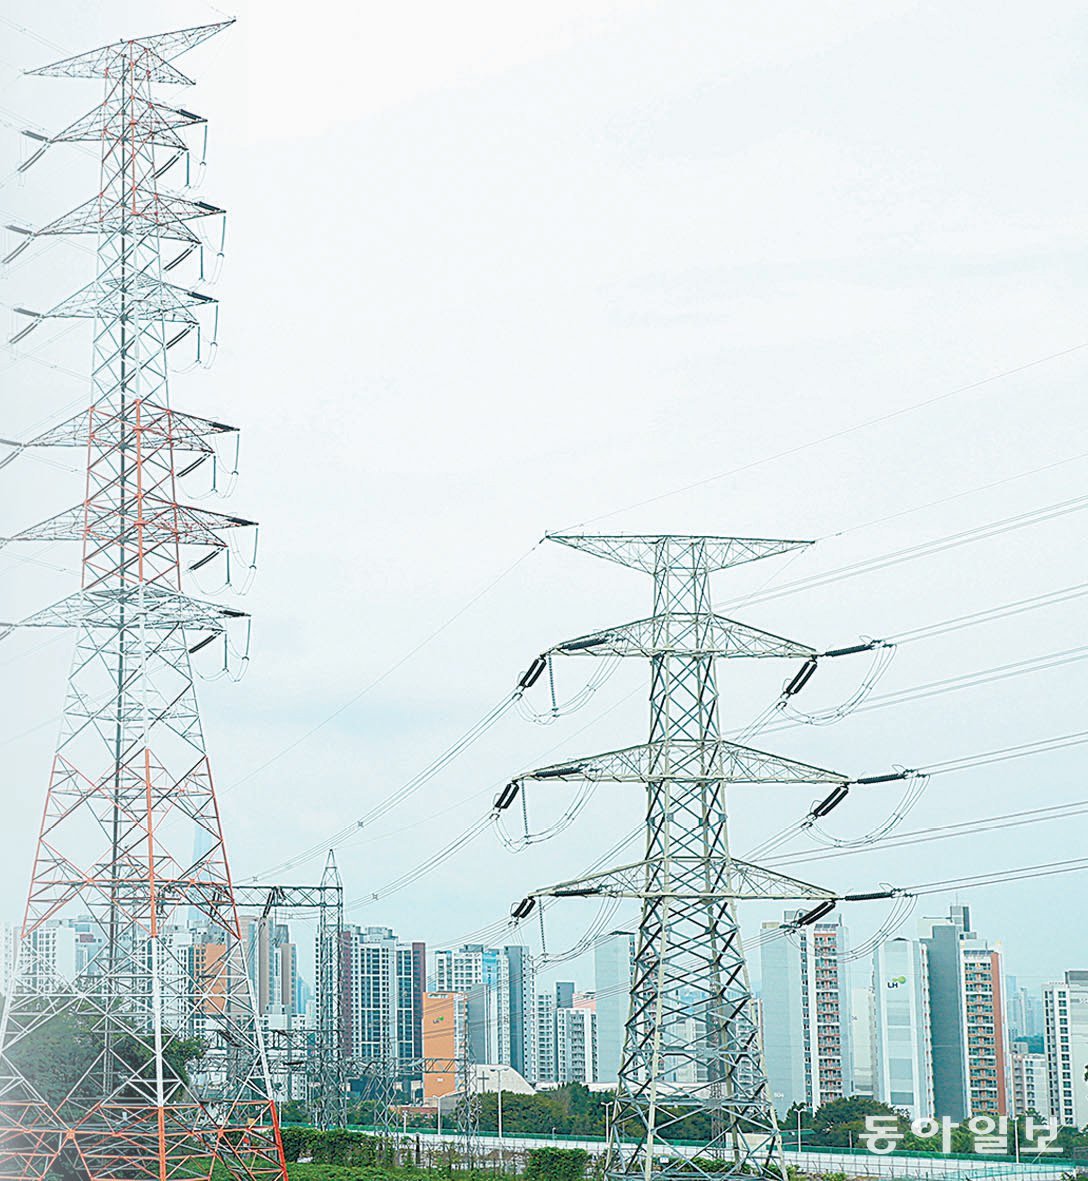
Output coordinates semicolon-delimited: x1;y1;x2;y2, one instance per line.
0;23;287;1181
512;534;856;1181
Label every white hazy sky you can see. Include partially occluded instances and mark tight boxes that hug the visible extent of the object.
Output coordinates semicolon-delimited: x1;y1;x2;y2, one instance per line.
0;1;1086;994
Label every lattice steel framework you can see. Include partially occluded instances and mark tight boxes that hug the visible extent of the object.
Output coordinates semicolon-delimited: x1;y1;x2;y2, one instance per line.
361;1052;479;1164
233;854;346;1131
0;23;287;1181
515;535;851;1181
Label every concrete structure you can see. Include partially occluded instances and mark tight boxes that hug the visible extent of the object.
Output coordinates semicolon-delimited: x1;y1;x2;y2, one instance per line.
1;916;108;992
760;915;852;1115
240;915;299;1021
594;931;634;1085
851;986;875;1097
1011;1040;1050;1118
872;937;933;1121
556;1006;597;1084
341;925;425;1066
434;944;534;1078
535;991;558;1084
1043;971;1088;1127
921;905;1010;1120
1007;976;1045;1043
961;944;1009;1116
422;991;467;1101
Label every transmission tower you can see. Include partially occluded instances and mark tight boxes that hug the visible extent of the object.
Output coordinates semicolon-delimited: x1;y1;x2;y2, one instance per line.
233;852;346;1130
0;23;287;1181
510;534;880;1181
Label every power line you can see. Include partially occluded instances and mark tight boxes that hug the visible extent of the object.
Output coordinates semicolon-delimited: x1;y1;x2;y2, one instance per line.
223;543;540;795
558;341;1088;531
719;491;1088;610
251;559;1088;881
759;643;1088;735
907;855;1088;897
429;724;1088;953
889;582;1088;645
303;634;1088;909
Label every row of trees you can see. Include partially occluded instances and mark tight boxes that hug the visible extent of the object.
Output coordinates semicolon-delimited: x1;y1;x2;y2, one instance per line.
286;1088;1088;1160
788;1096;1088;1157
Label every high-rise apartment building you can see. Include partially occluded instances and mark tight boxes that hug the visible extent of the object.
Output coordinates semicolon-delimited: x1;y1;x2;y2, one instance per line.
535;991;558;1084
1;916;108;993
760;913;852;1115
1011;1040;1050;1118
556;1006;597;1084
1006;977;1045;1044
961;944;1009;1116
872;937;933;1121
240;915;299;1020
922;905;1009;1119
1043;971;1088;1127
594;931;635;1085
341;926;425;1067
422;991;467;1101
534;982;576;1085
433;944;534;1077
851;986;875;1097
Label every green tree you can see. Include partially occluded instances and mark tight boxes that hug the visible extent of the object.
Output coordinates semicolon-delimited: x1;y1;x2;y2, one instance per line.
525;1147;589;1181
4;1007;205;1109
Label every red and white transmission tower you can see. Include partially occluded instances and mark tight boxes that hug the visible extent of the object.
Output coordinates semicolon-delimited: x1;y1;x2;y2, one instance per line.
0;23;287;1181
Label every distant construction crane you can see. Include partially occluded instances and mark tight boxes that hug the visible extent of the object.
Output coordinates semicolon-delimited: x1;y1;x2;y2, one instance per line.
0;22;287;1181
508;534;900;1181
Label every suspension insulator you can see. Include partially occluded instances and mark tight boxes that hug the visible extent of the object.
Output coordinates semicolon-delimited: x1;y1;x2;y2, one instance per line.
494;781;521;811
535;764;584;780
518;655;548;690
797;899;837;926
511;896;536;919
783;657;818;697
188;634;216;655
559;635;608;652
810;784;850;819
824;641;878;658
189;550;219;572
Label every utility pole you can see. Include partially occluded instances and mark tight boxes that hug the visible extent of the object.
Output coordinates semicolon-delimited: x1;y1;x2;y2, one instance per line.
0;23;285;1181
509;534;878;1181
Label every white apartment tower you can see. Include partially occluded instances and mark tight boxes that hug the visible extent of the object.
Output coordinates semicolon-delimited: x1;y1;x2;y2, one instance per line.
1044;971;1088;1127
872;937;934;1121
1011;1040;1050;1118
556;1007;598;1084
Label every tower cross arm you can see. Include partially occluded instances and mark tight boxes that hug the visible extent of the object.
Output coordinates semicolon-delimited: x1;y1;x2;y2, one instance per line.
524;856;838;902
49;101;205;148
25;405;237;453
550;612;816;659
2;500;255;548
5;587;248;632
27;22;234;83
515;739;849;785
547;532;813;573
31;192;224;244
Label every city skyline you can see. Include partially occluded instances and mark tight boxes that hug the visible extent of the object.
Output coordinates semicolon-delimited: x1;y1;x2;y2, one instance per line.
7;898;1083;1123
